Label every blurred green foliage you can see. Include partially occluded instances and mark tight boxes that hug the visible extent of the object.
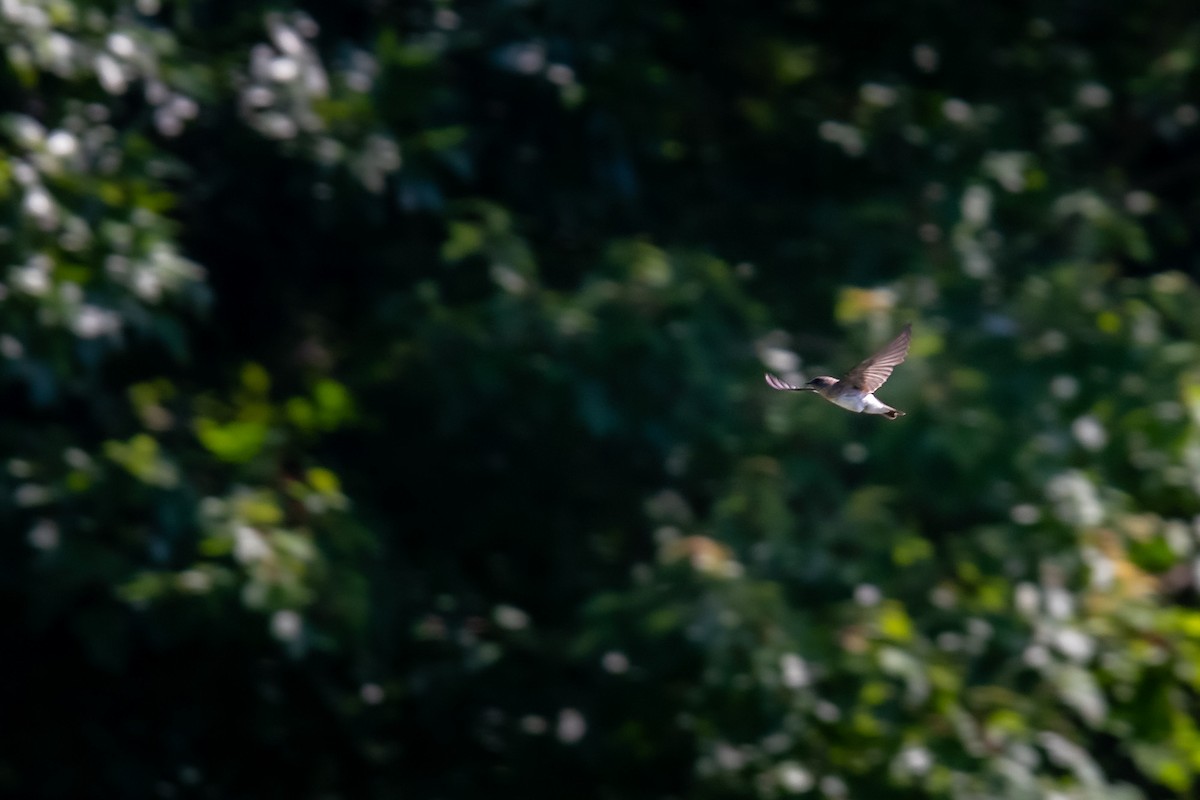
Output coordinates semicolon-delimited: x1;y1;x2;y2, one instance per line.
5;1;1200;798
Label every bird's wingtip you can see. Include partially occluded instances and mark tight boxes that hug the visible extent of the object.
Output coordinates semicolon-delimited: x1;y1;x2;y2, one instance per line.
764;373;795;391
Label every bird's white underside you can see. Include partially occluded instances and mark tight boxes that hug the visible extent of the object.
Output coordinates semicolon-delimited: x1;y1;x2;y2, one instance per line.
830;392;890;414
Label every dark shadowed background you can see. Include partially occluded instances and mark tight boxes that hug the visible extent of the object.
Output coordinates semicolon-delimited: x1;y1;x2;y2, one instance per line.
4;1;1200;798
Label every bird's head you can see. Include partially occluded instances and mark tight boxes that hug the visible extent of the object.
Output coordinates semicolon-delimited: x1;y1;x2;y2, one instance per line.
804;376;837;391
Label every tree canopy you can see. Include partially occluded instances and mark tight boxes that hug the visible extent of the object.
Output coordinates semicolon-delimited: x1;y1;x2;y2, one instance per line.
5;1;1200;798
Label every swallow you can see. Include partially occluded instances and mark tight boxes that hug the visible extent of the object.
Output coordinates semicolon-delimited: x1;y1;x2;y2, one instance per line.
765;323;912;419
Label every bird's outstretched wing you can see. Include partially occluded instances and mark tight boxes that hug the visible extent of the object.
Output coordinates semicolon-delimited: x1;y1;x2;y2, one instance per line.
841;323;912;393
765;373;804;391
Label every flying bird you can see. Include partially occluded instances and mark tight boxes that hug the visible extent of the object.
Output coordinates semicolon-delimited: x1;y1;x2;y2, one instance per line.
765;323;912;420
